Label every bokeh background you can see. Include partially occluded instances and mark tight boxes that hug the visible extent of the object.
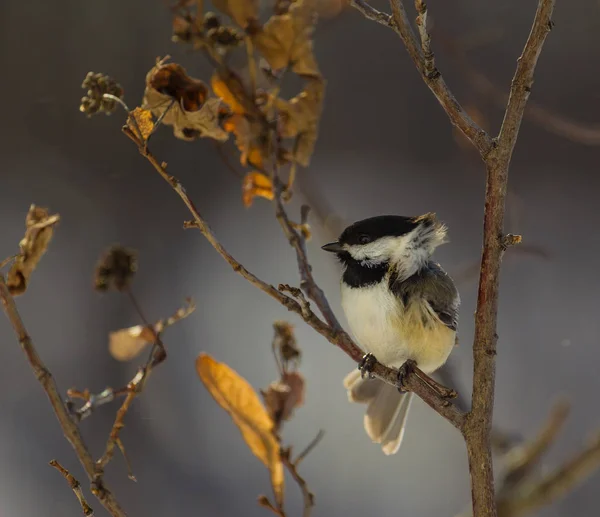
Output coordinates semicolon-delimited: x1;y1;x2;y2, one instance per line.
1;0;600;515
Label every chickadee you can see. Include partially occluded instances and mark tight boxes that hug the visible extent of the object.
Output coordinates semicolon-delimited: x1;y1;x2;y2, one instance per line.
321;213;459;455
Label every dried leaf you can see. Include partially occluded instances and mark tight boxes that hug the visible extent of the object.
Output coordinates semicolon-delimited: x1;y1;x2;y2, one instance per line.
109;298;196;361
211;72;246;114
196;353;284;503
142;58;228;142
128;107;154;140
212;0;258;29
242;171;274;207
224;114;267;167
252;0;321;78
7;205;60;295
262;371;305;427
274;79;325;166
109;325;156;362
272;320;301;364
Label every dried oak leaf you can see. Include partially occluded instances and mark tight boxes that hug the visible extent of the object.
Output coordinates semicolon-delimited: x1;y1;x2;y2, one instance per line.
196;353;284;505
109;298;196;361
7;205;60;295
274;79;325;166
212;0;258;29
142;58;228;142
252;0;321;78
128;107;154;140
242;171;274;207
262;371;305;428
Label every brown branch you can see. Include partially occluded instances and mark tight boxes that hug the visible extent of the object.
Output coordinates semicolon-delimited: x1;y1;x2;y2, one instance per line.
0;275;127;517
466;3;555;516
281;448;314;517
49;460;95;516
437;28;600;147
501;400;570;491
121;125;466;432
498;432;600;517
350;0;493;156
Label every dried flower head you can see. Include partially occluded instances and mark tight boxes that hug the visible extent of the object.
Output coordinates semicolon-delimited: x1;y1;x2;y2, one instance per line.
94;245;137;292
273;320;300;367
79;72;124;117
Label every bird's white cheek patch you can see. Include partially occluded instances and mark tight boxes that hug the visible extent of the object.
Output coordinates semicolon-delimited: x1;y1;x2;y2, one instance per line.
346;236;412;265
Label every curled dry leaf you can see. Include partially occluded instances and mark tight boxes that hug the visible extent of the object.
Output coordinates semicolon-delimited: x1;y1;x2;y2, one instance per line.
109;298;196;361
94;245;138;293
275;79;325;166
142;58;228;142
196;353;284;505
212;0;258;29
252;0;321;78
262;371;306;429
128;107;154;140
7;205;60;295
242;171;274;207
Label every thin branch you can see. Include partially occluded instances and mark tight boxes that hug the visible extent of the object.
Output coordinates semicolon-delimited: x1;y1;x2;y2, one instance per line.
281;448;314;517
501;400;570;491
121;126;466;431
414;0;435;78
49;460;94;516
350;0;493;156
0;275;126;517
498;432;600;517
496;0;556;162
294;429;325;467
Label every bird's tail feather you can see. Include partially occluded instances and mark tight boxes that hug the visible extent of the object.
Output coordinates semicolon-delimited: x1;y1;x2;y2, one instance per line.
344;369;413;455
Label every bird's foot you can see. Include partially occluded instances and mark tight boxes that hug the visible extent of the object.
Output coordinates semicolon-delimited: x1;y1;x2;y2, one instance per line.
396;359;416;393
358;353;377;379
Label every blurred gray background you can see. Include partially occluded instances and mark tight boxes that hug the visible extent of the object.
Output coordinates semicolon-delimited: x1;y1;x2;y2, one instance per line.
1;0;600;516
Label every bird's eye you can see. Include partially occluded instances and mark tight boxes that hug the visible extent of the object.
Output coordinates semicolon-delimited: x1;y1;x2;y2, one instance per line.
358;235;371;245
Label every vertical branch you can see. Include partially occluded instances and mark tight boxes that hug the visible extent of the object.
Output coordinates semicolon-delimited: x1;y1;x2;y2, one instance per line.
465;2;555;517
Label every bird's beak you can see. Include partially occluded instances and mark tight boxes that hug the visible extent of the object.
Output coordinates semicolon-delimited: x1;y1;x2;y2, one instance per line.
321;241;344;253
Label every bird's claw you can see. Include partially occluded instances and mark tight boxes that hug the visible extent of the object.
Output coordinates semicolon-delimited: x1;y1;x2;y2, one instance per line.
358;353;377;379
396;359;416;393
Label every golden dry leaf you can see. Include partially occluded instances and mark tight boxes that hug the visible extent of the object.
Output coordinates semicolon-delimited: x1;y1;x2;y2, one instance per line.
274;79;325;166
224;114;267;168
109;298;196;361
242;171;274;207
128;107;154;140
212;0;258;29
196;353;284;504
211;73;246;114
142;58;228;142
7;205;60;295
252;0;321;78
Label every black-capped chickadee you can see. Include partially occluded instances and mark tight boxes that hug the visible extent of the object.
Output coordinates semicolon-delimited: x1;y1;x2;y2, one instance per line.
322;213;459;455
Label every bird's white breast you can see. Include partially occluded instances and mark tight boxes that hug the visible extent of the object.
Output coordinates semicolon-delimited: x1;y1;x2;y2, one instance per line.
340;280;455;373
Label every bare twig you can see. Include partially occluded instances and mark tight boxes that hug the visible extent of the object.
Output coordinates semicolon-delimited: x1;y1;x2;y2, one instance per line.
414;0;435;78
501;400;570;491
498;433;600;517
121;125;466;431
49;460;94;516
0;275;127;517
281;448;314;517
294;429;325;467
350;0;493;156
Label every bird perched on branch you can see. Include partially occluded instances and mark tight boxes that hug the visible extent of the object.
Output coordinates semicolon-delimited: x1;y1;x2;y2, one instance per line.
322;213;459;455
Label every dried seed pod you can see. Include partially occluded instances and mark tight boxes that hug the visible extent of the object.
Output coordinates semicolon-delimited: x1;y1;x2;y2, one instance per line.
94;245;137;292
